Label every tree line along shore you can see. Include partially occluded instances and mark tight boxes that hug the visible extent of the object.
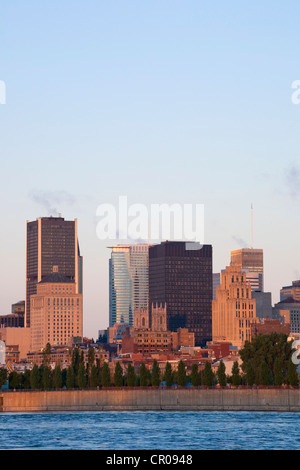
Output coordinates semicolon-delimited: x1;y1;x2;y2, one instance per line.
0;332;299;391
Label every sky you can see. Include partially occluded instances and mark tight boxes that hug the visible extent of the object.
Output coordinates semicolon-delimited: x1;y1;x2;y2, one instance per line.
0;1;300;339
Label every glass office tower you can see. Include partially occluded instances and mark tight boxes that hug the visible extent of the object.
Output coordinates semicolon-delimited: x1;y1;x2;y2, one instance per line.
109;244;148;327
149;241;213;347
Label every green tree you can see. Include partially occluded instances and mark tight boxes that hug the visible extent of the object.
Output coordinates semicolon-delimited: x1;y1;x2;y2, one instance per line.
217;361;226;387
164;362;172;387
191;363;200;387
42;343;51;367
139;362;148;387
287;358;299;387
240;333;293;385
61;368;67;388
88;348;95;369
90;364;99;388
258;360;269;386
172;369;178;385
66;365;75;389
151;360;160;387
87;348;95;385
53;365;62;389
274;357;283;386
126;364;136;387
203;362;215;386
114;362;123;387
9;371;21;389
72;347;81;377
101;362;111;387
177;360;187;387
22;369;31;389
231;361;241;386
245;360;255;386
77;363;87;389
30;364;40;390
42;365;52;390
0;368;7;389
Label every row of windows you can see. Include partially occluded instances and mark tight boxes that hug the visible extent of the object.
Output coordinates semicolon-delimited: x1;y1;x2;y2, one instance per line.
137;339;169;344
236;311;255;318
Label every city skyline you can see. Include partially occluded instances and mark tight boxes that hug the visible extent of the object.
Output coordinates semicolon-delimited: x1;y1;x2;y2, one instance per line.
1;210;299;341
1;1;300;338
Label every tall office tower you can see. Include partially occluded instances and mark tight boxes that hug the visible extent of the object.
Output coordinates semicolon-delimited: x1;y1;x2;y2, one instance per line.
212;264;257;348
109;244;149;327
230;248;264;292
30;270;83;352
149;241;212;347
26;216;82;328
280;280;300;302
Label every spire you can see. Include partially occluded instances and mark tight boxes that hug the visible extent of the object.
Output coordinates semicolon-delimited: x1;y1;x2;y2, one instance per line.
251;203;253;249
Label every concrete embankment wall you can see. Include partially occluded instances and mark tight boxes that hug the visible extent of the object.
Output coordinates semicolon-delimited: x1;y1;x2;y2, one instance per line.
1;388;300;412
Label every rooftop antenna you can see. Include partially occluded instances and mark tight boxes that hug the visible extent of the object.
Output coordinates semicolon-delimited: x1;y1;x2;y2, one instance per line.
251;203;253;249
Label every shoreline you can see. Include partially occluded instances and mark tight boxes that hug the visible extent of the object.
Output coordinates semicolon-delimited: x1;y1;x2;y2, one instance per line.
1;387;300;413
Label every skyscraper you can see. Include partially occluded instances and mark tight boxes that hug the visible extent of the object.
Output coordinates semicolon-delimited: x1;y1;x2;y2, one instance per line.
109;244;148;327
26;216;82;328
149;241;212;346
230;248;264;292
212;263;257;348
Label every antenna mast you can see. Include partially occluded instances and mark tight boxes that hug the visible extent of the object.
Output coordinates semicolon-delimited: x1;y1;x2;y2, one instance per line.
251;203;253;249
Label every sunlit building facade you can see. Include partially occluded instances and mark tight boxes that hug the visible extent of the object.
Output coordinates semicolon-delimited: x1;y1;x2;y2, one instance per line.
30;271;83;352
212;263;257;348
230;248;264;292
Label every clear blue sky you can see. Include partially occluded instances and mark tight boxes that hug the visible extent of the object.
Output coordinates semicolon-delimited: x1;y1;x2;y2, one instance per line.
1;1;300;337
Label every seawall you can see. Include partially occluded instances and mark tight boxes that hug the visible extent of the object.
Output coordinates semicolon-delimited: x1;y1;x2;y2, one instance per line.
1;388;300;412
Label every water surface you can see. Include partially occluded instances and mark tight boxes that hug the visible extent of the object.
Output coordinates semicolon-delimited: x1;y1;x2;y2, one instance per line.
0;411;299;450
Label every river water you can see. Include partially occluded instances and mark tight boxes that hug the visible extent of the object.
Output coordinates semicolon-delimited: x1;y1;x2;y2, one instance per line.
0;411;299;450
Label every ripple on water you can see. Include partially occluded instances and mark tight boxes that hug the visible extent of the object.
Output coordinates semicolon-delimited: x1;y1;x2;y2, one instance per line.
0;411;299;450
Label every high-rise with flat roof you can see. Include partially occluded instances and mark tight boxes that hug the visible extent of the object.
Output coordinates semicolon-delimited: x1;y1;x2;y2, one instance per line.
26;216;82;328
109;244;148;327
230;248;264;292
149;241;212;346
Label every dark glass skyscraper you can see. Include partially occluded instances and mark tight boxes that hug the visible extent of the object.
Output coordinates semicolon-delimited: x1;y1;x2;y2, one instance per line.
149;241;212;346
26;216;82;328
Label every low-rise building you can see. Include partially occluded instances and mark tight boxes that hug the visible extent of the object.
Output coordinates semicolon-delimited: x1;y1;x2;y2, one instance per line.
251;316;290;338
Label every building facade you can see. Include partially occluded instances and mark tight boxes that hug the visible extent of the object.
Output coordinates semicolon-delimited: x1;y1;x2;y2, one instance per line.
149;241;212;346
273;298;300;334
251;291;273;320
109;244;148;327
230;248;264;292
26;216;82;328
212;264;257;348
213;273;220;300
251;317;290;338
280;280;300;302
30;271;83;352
